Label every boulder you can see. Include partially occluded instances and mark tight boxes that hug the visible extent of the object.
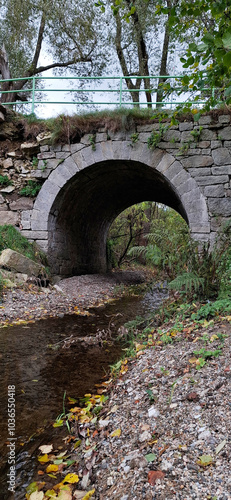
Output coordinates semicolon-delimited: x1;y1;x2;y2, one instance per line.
0;248;44;276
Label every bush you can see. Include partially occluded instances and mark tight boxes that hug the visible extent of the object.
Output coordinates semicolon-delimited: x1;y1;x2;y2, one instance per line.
0;225;46;264
19;180;41;197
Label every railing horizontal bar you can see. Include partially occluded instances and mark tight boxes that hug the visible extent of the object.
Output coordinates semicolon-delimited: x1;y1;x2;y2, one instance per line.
2;100;209;106
0;75;188;84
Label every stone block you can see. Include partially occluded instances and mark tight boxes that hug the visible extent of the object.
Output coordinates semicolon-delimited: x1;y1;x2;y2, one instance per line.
208;198;231;216
111;140;131;161
48;165;72;188
55;152;70;159
179;122;193;131
164;161;182;181
204;185;225;197
217;126;231;140
21;230;47;240
198;116;212;125
63;156;79;176
190;223;210;233
95;132;108;142
62;144;71;152
163;130;181;142
212;165;231;175
218;115;230;124
212;148;231;165
0;211;19;225
181;131;193;142
137;124;155;132
181;155;213;168
188;167;211;176
35;240;48;253
211;140;222;149
70;143;85;153
9;198;34;211
178;182;199;198
198;141;210;148
156;153;175;173
195;175;229;185
37;152;55;159
200;129;217;141
40;145;49;152
31;212;48;231
139;132;153;142
172;169;189;188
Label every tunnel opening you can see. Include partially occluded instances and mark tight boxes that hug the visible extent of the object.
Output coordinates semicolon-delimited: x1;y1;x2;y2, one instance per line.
47;159;188;276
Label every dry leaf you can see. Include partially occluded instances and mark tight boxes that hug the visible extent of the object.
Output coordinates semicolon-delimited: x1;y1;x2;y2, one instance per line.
148;470;165;485
82;489;96;500
215;440;226;455
110;428;121;437
28;493;45;500
39;445;53;454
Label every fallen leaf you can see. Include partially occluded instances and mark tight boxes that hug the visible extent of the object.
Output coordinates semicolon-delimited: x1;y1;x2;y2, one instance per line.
62;473;79;484
39;445;53;454
148;470;165;485
110;428;121;437
82;489;95;500
46;464;59;473
197;454;213;467
144;453;157;463
38;454;50;463
188;357;198;364
215;440;227;455
44;489;57;498
28;493;45;500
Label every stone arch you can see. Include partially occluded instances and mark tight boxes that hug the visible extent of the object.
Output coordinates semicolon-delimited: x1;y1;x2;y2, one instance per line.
31;141;210;275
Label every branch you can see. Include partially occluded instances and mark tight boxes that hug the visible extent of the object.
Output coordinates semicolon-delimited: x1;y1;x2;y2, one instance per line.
31;58;92;75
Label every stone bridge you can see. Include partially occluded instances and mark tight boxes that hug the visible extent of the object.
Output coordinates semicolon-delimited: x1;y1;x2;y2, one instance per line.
2;113;231;276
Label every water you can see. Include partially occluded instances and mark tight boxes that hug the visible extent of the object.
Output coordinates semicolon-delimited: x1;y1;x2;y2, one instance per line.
0;286;166;498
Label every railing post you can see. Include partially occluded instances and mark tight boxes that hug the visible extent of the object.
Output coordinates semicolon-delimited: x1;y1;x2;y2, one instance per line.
119;77;122;107
31;76;35;114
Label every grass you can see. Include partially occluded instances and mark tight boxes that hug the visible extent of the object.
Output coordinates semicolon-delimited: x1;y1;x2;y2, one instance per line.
0;224;47;264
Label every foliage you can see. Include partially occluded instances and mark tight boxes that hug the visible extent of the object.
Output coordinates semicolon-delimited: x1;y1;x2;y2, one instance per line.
107;201;154;268
0;224;46;263
163;0;231;108
128;206;190;278
19;180;42;197
0;175;12;186
147;124;167;150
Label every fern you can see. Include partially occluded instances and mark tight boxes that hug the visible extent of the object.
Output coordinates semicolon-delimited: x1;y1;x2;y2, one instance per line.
169;272;205;295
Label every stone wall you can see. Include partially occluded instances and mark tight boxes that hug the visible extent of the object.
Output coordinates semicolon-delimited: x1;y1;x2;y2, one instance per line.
0;110;231;274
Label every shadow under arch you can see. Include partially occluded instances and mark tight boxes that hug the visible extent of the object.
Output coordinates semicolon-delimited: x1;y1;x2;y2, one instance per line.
47;159;189;275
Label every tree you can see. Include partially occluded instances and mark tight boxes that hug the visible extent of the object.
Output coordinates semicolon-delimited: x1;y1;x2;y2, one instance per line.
0;0;110;104
162;0;231;108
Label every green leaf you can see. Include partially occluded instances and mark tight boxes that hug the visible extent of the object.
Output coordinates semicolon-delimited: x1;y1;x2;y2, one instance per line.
223;52;231;68
197;454;213;466
145;453;157;462
222;30;231;50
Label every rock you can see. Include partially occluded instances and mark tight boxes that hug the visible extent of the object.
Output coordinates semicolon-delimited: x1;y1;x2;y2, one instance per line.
0;185;15;194
186;392;200;402
0;249;44;276
3;158;13;169
9;198;34;211
148;470;165;485
21;142;40;157
0;211;19;225
148;406;160;418
139;430;152;442
36;132;52;145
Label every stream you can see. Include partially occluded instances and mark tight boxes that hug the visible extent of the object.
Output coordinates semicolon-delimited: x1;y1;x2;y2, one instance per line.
0;285;167;499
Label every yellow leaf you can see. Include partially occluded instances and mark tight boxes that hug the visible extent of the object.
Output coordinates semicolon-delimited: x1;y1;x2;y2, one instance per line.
210;334;218;342
46;464;59;473
38;454;50;463
44;490;57;498
111;428;121;437
82;489;96;500
62;473;79;484
188;357;197;364
197;454;213;467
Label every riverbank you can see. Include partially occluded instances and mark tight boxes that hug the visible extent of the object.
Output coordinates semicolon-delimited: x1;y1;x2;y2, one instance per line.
23;298;231;500
0;269;151;326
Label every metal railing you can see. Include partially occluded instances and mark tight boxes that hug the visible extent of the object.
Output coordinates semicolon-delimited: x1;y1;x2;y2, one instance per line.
0;75;212;115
